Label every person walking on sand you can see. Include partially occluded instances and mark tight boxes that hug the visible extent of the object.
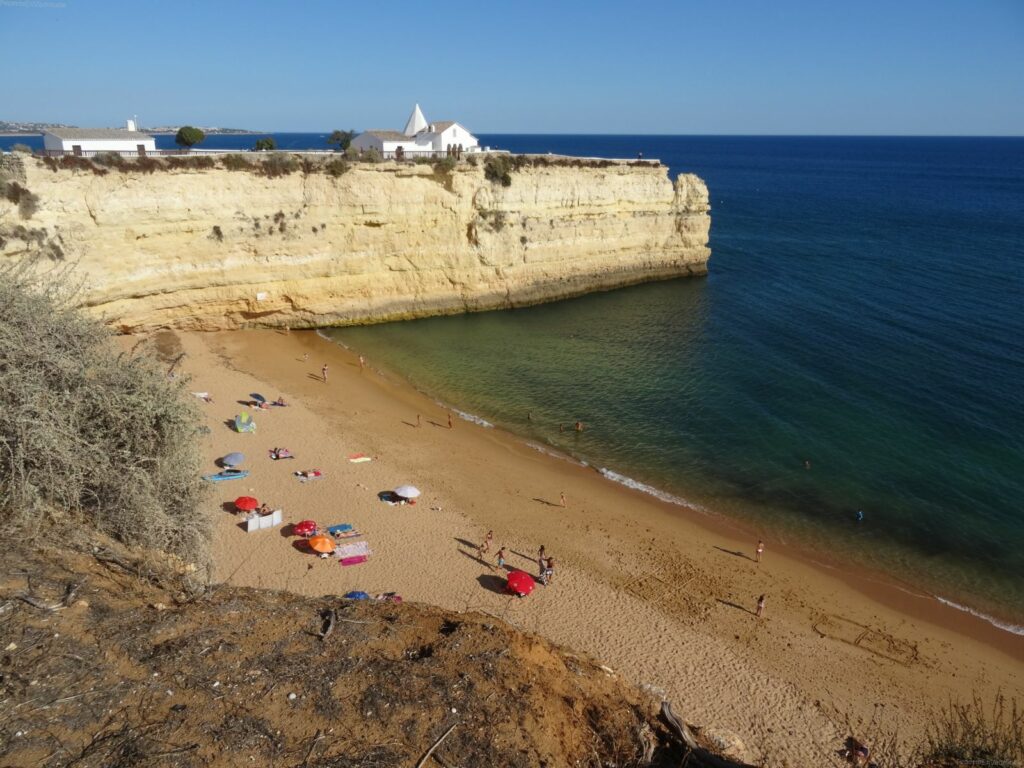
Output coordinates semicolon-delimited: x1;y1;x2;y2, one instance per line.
359;354;365;371
447;412;454;429
416;414;422;428
482;530;493;554
560;492;566;508
756;594;766;618
537;545;546;576
495;547;507;571
321;364;329;383
755;540;765;563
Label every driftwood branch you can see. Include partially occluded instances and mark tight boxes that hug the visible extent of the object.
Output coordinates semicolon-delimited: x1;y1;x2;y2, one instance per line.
15;593;65;612
416;722;457;768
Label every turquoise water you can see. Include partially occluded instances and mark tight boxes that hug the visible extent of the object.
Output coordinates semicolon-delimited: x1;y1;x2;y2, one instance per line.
327;136;1024;633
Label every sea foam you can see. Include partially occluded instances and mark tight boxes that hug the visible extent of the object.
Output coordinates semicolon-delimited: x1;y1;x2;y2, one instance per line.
935;596;1024;637
598;468;709;514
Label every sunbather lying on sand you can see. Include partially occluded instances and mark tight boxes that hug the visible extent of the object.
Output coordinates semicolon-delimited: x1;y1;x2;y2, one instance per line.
270;447;294;460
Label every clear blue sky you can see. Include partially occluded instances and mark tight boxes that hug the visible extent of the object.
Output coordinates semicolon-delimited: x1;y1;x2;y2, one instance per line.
1;0;1021;134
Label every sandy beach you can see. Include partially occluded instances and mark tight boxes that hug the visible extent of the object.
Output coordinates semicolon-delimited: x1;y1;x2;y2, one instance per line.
170;328;1022;765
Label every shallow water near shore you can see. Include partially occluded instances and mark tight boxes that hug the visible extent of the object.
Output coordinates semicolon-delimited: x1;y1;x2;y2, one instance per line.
328;135;1024;632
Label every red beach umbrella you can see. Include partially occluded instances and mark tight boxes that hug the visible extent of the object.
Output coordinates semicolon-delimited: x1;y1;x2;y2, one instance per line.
234;496;259;512
293;520;318;537
506;570;535;597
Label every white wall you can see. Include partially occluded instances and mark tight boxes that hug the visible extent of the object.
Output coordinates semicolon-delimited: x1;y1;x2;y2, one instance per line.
42;134;157;153
435;124;479;152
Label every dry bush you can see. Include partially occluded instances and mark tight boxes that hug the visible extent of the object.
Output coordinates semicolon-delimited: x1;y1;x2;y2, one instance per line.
0;259;209;568
919;694;1022;767
221;153;252;172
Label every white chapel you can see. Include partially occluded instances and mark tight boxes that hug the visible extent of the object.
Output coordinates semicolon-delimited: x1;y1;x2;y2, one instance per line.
350;104;480;159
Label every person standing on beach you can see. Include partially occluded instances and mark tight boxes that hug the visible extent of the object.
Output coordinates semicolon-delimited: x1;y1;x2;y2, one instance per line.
537;545;546;576
495;547;506;571
321;364;329;383
448;413;454;429
359;355;365;371
560;492;566;508
756;594;766;618
416;414;422;428
482;530;493;554
755;540;765;563
542;557;555;586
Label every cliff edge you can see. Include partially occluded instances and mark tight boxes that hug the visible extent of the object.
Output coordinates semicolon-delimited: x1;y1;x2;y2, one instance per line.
0;154;710;331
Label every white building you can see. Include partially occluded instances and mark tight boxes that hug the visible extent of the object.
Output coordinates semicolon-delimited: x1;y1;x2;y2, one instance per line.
42;120;156;156
351;104;480;159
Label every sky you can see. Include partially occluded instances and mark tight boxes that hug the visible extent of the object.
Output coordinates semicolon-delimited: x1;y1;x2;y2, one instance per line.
1;0;1022;135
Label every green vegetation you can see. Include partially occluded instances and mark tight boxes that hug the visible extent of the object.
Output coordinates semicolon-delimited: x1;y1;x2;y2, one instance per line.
484;154;517;186
11;143;32;154
174;126;206;149
0;260;209;567
327;129;356;151
324;157;349;177
254;137;276;151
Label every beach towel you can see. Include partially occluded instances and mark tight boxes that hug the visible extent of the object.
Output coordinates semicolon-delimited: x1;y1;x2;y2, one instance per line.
334;541;371;559
347;453;372;463
340;555;368;567
344;591;371;600
203;469;250;483
327;524;360;539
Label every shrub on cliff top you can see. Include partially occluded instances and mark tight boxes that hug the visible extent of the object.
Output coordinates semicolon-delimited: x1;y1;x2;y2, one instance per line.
221;154;252;171
484;154;514;186
258;152;298;178
175;126;206;149
0;259;209;568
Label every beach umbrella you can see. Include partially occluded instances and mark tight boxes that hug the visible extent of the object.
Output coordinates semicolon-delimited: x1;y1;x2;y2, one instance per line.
293;520;318;537
308;534;335;554
250;393;266;404
235;496;259;512
235;412;256;433
393;484;421;499
506;570;535;597
344;591;371;600
222;452;245;468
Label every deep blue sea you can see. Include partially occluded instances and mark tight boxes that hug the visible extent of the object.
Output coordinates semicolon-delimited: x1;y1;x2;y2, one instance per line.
5;132;1022;631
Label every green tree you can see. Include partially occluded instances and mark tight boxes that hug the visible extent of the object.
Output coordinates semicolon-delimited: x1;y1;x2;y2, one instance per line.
174;126;206;150
254;137;276;151
327;130;356;151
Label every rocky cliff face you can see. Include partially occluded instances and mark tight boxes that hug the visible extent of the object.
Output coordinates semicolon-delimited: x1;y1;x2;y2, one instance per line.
0;156;710;331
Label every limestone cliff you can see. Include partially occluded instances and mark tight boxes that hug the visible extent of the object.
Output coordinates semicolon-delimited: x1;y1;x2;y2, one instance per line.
0;155;710;331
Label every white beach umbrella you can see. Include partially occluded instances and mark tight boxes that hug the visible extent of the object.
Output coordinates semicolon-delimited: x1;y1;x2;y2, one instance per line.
393;485;421;499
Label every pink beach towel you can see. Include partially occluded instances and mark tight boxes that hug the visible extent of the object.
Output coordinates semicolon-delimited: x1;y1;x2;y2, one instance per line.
340;555;368;567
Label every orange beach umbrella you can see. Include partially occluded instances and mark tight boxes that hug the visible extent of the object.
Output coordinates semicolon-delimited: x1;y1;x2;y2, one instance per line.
308;535;335;554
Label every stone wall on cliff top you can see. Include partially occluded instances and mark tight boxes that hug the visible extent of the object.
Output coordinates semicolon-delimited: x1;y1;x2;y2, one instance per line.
0;155;710;332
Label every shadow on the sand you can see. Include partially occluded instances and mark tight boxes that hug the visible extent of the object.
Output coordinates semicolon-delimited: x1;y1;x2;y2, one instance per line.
306;373;326;383
477;573;509;595
714;546;754;562
457;548;492;569
533;497;559;507
510;549;540;564
716;598;755;616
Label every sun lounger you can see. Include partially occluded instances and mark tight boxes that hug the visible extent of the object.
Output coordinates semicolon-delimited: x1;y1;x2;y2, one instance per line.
203;469;251;483
348;453;372;463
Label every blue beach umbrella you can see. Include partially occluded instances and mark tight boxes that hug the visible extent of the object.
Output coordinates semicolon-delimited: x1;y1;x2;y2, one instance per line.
250;393;266;404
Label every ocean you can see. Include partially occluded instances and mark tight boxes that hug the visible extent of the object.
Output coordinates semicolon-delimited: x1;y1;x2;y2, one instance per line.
4;132;1022;632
